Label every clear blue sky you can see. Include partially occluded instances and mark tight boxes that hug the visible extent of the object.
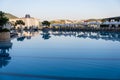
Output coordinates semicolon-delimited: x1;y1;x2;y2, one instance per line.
0;0;120;20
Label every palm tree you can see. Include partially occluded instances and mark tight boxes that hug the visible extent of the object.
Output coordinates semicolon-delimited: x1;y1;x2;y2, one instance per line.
0;11;9;30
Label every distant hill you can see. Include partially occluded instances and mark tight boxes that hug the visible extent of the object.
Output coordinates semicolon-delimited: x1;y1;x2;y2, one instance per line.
85;19;102;22
5;13;18;19
50;19;74;24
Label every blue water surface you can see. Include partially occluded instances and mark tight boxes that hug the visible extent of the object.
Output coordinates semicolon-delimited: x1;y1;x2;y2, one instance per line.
0;31;120;80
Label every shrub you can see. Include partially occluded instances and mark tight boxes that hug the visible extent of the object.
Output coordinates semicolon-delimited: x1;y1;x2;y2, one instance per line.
0;28;10;32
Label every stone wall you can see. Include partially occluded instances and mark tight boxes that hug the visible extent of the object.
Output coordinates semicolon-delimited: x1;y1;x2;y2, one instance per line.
0;32;10;41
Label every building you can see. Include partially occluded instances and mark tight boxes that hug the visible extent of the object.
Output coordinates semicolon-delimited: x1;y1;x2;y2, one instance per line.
82;19;102;28
9;14;40;29
87;21;101;28
102;16;120;28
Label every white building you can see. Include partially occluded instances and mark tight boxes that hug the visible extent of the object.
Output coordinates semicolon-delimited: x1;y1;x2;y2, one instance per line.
102;17;120;27
9;14;40;29
87;21;101;28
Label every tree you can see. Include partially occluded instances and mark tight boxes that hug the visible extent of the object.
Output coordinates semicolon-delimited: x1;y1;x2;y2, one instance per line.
0;11;9;30
101;19;106;23
42;21;51;27
15;20;25;26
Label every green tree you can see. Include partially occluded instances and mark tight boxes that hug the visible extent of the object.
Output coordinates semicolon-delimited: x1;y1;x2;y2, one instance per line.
0;11;9;30
101;19;106;23
15;20;25;26
42;21;51;27
15;20;25;30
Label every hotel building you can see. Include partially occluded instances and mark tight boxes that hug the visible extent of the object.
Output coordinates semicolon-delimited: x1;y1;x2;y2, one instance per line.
9;14;40;29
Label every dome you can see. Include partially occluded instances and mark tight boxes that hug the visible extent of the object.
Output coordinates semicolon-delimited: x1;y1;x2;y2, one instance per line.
25;14;31;18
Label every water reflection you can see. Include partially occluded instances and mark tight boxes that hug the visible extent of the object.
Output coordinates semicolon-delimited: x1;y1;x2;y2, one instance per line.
0;41;12;68
3;30;120;79
16;30;39;41
12;30;120;42
41;30;51;40
51;31;120;42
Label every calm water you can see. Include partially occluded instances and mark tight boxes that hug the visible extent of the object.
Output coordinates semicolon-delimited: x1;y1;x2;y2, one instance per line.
0;31;120;80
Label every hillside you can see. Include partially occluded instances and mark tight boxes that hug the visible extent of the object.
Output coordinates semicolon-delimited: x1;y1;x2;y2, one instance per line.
5;13;18;19
85;19;102;22
50;19;74;24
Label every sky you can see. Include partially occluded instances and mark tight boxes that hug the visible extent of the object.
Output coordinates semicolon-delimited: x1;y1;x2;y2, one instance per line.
0;0;120;20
